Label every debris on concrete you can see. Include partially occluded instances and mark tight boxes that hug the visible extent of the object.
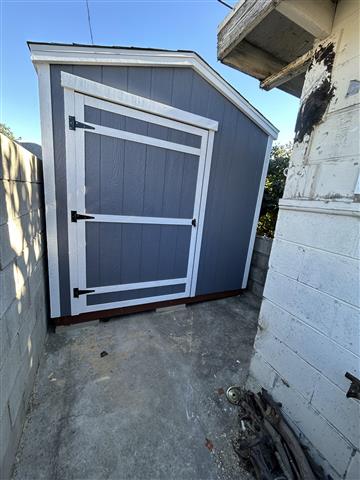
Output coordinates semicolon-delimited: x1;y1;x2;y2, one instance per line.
227;388;324;480
100;350;108;358
205;438;214;452
12;293;260;480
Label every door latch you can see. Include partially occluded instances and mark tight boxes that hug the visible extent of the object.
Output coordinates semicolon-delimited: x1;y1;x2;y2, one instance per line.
73;288;96;298
71;210;95;222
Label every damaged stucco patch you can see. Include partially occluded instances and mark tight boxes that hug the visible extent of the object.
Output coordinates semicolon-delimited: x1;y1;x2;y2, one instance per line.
295;43;336;143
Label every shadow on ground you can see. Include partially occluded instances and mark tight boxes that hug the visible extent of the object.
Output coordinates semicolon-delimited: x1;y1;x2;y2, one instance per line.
13;292;260;480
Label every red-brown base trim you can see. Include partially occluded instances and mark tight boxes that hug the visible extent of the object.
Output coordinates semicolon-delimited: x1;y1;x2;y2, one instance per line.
54;289;243;326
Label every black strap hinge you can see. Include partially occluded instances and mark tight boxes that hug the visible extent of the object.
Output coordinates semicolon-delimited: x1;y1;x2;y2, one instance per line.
192;218;197;227
71;210;95;222
73;288;95;298
69;116;95;131
345;372;360;400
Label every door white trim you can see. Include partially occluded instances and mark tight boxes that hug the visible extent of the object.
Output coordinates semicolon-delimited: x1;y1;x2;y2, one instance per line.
242;135;273;288
83;122;202;156
84;95;207;137
86;277;187;295
65;90;214;315
84;292;188;314
76;214;194;226
61;71;219;131
190;130;215;296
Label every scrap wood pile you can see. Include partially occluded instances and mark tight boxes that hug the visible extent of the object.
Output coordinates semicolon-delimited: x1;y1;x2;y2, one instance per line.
226;387;327;480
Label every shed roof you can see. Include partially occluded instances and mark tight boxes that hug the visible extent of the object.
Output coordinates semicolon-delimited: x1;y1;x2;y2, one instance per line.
28;41;278;139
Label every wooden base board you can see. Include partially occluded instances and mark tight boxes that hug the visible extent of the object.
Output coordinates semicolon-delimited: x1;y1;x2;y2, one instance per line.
54;289;243;326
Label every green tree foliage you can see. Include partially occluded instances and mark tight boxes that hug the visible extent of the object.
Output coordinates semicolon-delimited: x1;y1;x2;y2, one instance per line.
0;123;17;140
257;143;292;238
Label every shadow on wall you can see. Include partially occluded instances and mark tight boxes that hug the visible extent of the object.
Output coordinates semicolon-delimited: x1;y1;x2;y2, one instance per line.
0;133;49;480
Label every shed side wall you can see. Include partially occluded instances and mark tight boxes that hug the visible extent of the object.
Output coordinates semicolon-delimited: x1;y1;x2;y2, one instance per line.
49;65;268;316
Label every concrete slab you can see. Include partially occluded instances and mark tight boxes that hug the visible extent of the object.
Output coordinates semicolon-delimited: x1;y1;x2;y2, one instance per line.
13;293;259;480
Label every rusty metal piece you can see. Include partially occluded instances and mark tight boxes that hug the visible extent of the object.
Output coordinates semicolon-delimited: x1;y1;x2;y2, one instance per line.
226;386;242;404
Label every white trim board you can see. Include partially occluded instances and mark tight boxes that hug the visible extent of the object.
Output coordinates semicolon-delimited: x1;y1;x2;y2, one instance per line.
83;122;202;156
36;63;61;317
29;42;278;139
78;214;194;226
242;135;273;289
61;71;218;131
86;278;187;296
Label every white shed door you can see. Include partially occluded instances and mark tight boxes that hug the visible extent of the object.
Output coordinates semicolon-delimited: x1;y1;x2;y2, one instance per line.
65;91;213;315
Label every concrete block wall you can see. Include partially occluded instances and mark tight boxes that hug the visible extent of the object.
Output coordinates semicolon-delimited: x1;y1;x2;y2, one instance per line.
247;1;360;479
0;133;48;479
247;235;272;299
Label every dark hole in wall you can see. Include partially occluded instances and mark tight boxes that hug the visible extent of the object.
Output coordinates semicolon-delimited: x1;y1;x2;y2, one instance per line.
295;43;336;143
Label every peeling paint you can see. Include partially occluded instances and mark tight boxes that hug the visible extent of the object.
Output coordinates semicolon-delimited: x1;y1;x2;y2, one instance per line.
313;43;336;73
295;77;336;143
295;43;336;144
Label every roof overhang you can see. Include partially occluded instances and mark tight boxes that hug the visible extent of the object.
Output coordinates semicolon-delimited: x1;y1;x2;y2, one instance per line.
217;0;337;97
28;42;278;139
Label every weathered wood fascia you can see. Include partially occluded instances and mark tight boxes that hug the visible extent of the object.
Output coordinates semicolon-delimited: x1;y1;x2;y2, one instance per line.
260;47;316;91
217;0;282;61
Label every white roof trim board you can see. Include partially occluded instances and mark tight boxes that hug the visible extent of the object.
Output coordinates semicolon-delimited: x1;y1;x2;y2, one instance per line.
28;42;279;139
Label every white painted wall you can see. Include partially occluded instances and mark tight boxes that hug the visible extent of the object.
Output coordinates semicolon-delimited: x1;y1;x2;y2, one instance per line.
247;1;360;478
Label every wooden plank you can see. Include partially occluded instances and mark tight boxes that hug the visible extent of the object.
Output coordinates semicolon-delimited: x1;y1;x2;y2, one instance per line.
223;40;286;79
260;47;315;91
54;289;243;326
217;0;282;60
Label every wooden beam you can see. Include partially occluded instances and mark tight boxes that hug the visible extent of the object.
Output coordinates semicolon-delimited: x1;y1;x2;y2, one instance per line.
260;47;315;91
223;40;286;80
218;0;282;60
276;0;336;39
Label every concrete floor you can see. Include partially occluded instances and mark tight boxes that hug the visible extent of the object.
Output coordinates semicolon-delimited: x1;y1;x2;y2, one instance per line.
13;293;260;480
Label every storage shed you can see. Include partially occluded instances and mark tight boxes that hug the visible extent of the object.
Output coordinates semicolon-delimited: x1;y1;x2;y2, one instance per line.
28;42;278;322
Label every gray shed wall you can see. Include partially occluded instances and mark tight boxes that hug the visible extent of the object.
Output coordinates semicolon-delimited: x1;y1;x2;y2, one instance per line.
49;65;268;316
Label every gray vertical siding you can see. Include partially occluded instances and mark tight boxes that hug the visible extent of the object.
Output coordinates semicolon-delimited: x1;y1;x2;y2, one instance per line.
50;64;268;316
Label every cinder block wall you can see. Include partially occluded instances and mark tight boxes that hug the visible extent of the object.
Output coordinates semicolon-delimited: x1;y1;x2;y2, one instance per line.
247;236;272;298
247;1;360;479
0;134;48;479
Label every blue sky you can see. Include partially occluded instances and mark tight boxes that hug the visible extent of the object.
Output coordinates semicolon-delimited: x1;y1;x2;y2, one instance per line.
1;0;299;144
